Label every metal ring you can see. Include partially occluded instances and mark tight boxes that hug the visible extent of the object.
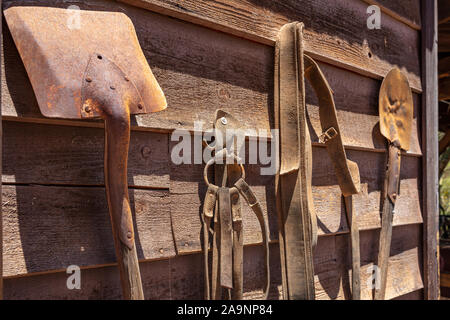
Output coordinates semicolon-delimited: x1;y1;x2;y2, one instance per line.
203;149;245;187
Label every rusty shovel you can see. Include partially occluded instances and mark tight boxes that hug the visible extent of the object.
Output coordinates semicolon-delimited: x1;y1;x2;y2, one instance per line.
375;68;413;300
4;6;167;299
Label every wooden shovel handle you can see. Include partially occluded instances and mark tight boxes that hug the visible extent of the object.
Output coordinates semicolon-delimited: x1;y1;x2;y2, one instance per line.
103;102;144;300
375;143;401;300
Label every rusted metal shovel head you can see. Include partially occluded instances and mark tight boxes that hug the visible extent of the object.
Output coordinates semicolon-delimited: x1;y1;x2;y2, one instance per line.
379;68;413;151
4;6;167;119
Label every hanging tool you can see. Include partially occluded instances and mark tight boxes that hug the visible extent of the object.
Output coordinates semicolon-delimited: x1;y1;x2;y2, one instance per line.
202;110;270;300
275;22;361;300
375;68;414;300
4;6;167;300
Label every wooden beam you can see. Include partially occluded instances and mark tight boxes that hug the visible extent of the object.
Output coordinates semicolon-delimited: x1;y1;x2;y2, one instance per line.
422;0;440;300
0;0;3;301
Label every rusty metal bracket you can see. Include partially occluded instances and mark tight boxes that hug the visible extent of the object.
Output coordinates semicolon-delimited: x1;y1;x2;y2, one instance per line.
81;53;142;250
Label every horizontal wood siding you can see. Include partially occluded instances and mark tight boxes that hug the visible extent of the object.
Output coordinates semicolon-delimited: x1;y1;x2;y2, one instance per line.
1;0;424;299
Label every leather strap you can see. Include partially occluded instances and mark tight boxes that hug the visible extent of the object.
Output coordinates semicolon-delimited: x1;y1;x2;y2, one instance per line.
303;55;362;300
234;178;270;299
231;187;244;300
218;188;233;290
276;22;362;300
275;22;316;300
202;153;270;300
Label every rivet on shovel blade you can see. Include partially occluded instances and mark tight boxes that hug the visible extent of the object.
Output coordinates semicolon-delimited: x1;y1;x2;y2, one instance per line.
127;231;132;239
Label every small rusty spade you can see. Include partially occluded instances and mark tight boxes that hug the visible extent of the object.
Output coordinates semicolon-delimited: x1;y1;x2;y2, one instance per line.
4;6;167;299
375;68;413;300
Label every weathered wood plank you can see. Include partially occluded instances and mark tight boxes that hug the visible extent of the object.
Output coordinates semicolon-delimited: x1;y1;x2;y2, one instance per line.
2;121;169;188
393;289;423;300
1;3;423;154
2;185;174;276
2;144;423;277
3;244;282;300
117;0;422;92
0;0;3;300
3;228;423;300
170;144;423;253
422;0;440;301
335;225;424;300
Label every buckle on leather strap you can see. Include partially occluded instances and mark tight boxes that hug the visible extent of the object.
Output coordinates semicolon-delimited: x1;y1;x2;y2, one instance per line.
319;127;338;143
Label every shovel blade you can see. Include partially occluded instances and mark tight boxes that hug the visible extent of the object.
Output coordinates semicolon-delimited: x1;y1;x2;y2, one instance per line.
379;68;413;151
4;6;167;119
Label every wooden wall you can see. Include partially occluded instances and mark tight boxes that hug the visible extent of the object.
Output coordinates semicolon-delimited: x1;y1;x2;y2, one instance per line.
1;0;426;299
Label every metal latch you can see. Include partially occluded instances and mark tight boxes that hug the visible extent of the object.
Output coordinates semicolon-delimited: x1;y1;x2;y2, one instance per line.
319;127;338;143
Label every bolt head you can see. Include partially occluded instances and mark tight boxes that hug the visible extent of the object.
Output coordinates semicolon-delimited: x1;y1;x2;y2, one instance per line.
138;103;143;110
220;117;228;125
85;77;92;83
141;146;151;158
127;231;132;239
84;105;92;113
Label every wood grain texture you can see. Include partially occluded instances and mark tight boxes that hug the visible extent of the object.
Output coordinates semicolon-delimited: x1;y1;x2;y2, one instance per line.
2;121;169;188
1;2;422;154
334;224;424;300
0;0;426;301
421;0;440;300
0;0;3;300
170;144;423;254
2;144;423;278
3;227;423;300
3;244;282;300
2;185;175;276
118;0;422;92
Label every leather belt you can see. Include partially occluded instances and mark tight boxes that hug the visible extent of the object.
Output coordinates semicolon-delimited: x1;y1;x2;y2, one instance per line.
275;22;362;300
